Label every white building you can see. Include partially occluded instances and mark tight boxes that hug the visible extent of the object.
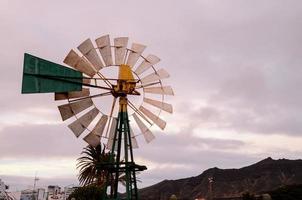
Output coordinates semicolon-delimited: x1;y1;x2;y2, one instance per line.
63;186;78;200
47;186;60;199
20;188;46;200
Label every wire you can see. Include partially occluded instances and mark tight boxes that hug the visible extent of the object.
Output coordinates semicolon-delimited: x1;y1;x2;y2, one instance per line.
68;92;112;103
127;100;152;125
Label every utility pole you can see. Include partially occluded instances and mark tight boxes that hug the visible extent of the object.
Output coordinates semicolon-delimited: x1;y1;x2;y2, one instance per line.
32;172;39;200
208;177;214;200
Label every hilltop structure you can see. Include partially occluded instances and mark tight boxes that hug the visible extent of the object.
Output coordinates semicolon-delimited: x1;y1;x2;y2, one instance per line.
20;188;46;200
47;185;60;199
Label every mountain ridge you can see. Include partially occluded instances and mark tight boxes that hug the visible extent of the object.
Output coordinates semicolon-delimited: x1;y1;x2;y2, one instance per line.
138;157;302;200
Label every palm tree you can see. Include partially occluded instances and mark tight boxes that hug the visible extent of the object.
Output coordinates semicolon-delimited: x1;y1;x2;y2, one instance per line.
76;144;133;198
76;144;112;187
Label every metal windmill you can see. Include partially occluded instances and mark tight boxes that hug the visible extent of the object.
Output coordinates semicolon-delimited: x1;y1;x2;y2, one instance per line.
21;34;174;199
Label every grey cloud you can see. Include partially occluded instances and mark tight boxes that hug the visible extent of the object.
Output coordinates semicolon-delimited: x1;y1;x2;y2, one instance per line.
188;103;302;136
192;106;222;122
0;124;85;158
135;132;247;167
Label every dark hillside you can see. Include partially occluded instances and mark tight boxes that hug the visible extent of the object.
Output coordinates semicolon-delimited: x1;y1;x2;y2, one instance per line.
139;158;302;200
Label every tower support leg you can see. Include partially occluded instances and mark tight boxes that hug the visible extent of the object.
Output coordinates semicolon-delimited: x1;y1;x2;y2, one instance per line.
105;97;146;200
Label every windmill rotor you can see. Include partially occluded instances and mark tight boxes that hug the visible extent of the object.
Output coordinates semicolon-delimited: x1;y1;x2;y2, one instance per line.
49;34;174;148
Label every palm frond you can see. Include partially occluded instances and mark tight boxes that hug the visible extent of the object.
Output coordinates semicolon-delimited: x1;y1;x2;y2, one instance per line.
76;144;116;187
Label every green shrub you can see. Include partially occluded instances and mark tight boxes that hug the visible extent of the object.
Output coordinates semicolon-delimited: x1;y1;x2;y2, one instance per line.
242;192;255;200
269;184;302;200
67;185;106;200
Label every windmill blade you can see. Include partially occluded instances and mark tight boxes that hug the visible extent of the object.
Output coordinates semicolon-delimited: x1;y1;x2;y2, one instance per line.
133;113;155;143
68;107;99;137
130;126;139;149
134;54;160;75
126;43;146;67
64;49;96;77
114;37;128;65
143;97;173;113
92;115;108;137
144;86;174;96
139;106;166;130
82;77;91;85
55;88;90;101
135;82;160;90
104;97;117;137
146;54;161;64
106;117;117;150
83;132;100;147
83;115;108;147
134;61;151;76
78;38;104;71
140;68;170;85
95;35;113;66
58;98;93;121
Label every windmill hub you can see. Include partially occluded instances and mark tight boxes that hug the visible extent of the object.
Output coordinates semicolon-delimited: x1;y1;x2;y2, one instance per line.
112;64;140;97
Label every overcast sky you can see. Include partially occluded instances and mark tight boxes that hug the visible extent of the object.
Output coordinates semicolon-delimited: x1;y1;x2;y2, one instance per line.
1;0;302;192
